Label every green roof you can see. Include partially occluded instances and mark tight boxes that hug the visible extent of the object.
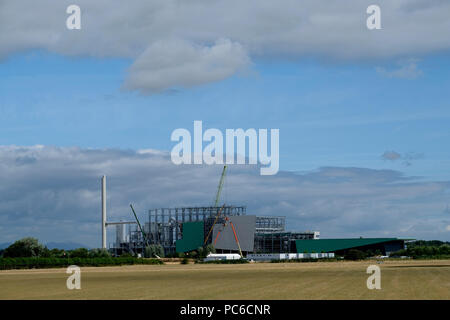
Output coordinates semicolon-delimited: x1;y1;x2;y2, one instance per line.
295;238;400;253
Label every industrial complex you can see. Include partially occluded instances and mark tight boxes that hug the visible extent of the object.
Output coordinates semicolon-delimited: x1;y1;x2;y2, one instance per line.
100;167;406;259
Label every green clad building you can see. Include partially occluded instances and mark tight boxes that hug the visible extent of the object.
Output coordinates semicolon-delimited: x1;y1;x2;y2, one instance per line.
175;222;205;253
295;238;406;256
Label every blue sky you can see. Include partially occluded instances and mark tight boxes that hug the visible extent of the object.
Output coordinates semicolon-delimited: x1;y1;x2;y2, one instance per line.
1;0;450;246
1;51;449;180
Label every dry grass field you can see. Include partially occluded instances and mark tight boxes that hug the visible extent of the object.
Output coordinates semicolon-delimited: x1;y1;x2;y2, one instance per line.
0;259;449;300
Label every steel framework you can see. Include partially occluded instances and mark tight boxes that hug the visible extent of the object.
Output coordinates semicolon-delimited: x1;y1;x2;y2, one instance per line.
112;206;317;255
115;206;246;255
253;231;317;253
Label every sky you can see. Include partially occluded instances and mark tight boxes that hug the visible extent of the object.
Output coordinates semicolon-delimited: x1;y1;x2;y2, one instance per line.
0;0;450;247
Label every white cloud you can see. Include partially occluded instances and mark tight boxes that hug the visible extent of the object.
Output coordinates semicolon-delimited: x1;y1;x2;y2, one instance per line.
376;59;423;79
0;145;449;247
382;150;402;161
123;38;250;93
381;150;424;166
1;0;450;91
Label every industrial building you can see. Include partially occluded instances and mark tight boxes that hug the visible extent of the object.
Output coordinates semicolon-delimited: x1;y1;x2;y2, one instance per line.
101;173;407;258
110;205;320;256
294;238;405;256
108;202;405;257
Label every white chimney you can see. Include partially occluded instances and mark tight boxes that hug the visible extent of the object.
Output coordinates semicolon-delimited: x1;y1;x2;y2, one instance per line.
101;175;107;249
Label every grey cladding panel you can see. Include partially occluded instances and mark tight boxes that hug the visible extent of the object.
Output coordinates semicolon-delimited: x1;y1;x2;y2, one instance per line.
212;215;256;252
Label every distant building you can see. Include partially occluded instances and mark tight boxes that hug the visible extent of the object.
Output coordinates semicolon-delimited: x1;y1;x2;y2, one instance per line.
110;205;407;257
294;238;406;256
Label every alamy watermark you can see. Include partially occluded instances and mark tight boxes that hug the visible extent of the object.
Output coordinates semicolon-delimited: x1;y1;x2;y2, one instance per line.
170;121;279;175
66;5;81;30
66;265;81;290
66;4;380;32
367;5;381;30
366;265;381;290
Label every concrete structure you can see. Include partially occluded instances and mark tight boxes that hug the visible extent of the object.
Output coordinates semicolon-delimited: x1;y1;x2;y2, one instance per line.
115;222;127;246
100;175;137;252
101;175;106;249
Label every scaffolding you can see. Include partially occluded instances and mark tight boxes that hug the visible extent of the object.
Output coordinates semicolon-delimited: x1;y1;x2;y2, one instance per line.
255;216;285;233
253;231;317;253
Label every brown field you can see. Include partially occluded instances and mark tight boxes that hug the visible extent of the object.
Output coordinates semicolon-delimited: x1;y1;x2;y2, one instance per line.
0;259;449;300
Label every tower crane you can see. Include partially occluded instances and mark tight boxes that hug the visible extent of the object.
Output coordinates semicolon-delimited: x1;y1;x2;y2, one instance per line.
203;166;228;245
214;165;227;207
203;165;243;258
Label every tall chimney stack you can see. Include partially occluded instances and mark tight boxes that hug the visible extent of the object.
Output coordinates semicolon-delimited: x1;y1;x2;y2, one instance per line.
101;175;107;249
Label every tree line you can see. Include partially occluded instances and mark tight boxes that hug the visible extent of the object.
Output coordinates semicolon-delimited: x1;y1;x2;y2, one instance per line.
0;237;112;259
390;240;450;259
0;237;218;268
0;237;163;270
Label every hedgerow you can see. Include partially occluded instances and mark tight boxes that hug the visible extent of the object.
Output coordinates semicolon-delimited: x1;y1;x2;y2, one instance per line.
0;257;163;270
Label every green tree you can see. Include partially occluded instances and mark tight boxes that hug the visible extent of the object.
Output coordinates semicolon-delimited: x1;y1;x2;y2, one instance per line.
3;237;47;258
439;245;450;255
197;246;205;258
120;251;133;258
144;245;165;258
40;247;51;257
69;247;89;258
389;249;407;257
144;246;154;258
205;244;216;255
156;245;165;258
49;248;67;258
89;248;110;258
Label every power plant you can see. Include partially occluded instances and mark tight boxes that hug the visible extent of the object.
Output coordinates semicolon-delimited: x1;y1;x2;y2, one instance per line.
100;168;406;258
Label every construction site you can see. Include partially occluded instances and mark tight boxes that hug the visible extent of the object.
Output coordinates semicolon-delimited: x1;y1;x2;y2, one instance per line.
102;166;405;259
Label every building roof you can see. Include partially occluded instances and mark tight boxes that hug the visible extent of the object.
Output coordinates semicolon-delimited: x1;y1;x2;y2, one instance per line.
295;238;401;253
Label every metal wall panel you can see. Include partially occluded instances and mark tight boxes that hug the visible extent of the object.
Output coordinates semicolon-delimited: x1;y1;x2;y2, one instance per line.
212;215;256;252
175;221;204;253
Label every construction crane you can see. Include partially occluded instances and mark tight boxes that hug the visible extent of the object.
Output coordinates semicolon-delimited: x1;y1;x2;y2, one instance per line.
203;166;228;245
130;204;149;247
214;165;227;207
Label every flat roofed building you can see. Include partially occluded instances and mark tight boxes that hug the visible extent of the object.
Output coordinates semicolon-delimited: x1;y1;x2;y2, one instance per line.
295;238;407;256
